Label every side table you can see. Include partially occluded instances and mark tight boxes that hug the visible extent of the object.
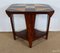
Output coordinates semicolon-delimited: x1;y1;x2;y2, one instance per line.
6;4;54;48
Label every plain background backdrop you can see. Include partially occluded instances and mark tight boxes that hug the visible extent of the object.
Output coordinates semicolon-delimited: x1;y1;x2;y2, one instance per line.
0;0;60;32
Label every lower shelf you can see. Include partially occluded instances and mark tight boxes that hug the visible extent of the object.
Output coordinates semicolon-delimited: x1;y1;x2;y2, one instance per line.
15;29;46;41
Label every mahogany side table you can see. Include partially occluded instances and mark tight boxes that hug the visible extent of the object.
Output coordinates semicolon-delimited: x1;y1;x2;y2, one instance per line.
5;4;54;48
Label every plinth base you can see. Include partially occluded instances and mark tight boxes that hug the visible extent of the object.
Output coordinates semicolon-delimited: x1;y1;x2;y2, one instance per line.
15;29;46;41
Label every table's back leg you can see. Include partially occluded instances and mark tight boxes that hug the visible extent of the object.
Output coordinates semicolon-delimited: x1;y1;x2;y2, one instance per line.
10;14;16;40
25;13;36;48
46;15;51;39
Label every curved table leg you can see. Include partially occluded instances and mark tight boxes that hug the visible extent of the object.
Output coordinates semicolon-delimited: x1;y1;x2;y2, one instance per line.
25;13;36;48
46;15;51;39
10;14;16;40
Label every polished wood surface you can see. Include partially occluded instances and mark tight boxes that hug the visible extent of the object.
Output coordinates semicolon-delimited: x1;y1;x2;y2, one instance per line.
6;4;54;48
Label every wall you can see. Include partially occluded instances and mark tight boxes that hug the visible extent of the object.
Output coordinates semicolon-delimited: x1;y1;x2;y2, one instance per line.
0;0;60;32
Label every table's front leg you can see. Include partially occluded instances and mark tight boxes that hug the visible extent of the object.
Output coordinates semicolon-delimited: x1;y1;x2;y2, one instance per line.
25;13;36;48
10;14;16;40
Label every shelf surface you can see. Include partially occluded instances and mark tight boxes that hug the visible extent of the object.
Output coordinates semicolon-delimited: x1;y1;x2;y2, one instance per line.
15;29;46;41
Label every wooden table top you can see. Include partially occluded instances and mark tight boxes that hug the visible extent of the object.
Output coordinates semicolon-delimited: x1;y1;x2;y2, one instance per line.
6;4;54;12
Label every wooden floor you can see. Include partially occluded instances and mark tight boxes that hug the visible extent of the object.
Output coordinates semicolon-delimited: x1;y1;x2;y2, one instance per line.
0;32;60;53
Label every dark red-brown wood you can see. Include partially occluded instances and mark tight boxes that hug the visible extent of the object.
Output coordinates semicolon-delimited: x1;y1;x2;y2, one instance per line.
6;4;54;48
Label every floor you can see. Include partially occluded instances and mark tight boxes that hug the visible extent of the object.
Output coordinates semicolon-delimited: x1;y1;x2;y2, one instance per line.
0;32;60;53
